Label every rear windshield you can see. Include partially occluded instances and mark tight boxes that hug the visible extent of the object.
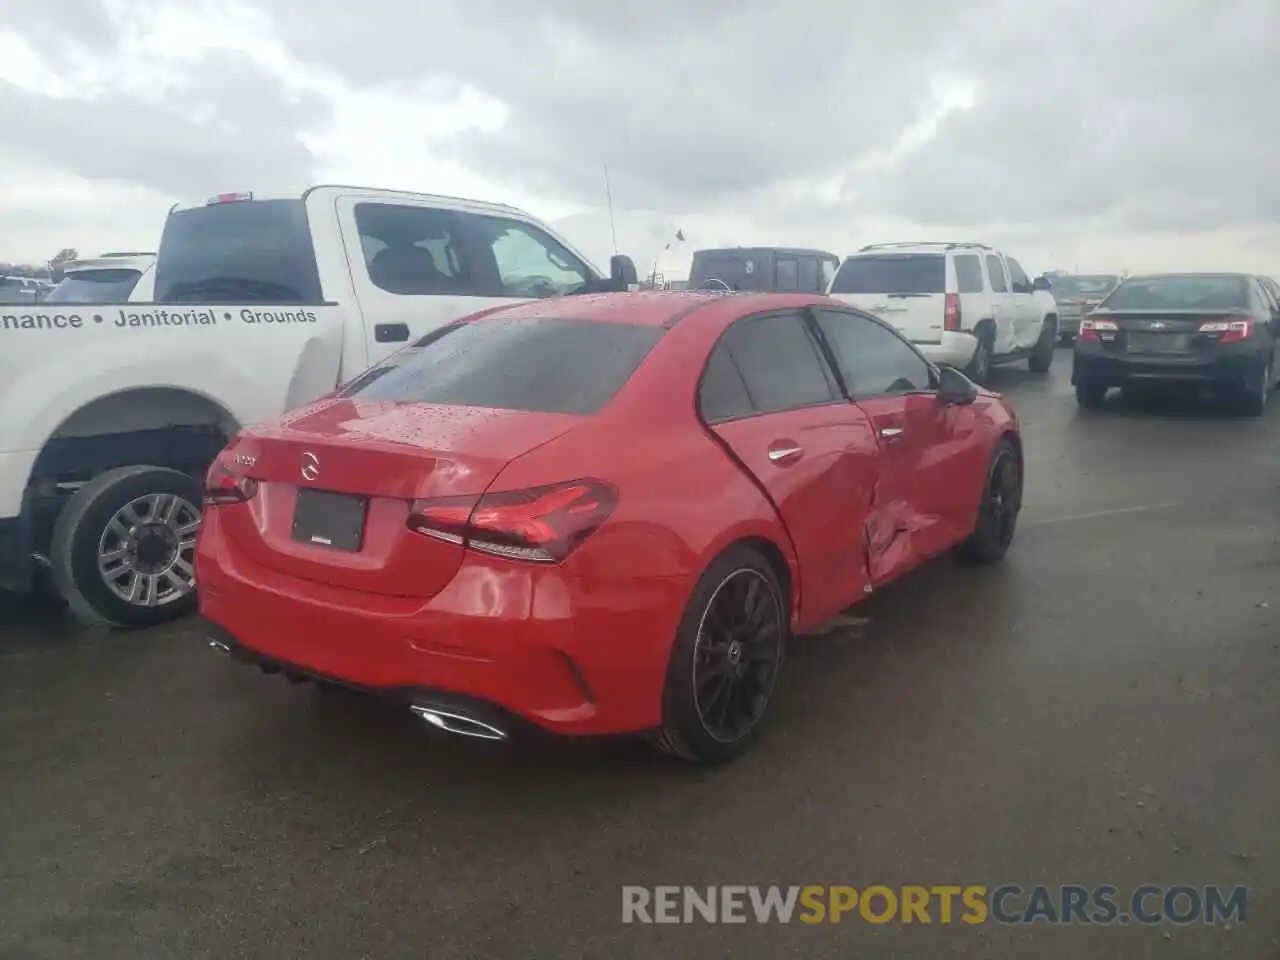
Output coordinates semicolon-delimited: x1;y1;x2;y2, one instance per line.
153;198;323;304
829;255;946;295
1053;275;1120;297
1101;275;1250;311
689;254;770;292
339;317;664;415
45;269;142;304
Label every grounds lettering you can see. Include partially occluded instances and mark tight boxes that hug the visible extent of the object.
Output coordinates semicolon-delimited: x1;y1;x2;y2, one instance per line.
0;307;320;332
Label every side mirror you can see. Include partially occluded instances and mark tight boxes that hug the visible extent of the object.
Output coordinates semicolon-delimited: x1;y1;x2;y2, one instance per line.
1032;275;1052;292
609;254;638;292
935;364;979;405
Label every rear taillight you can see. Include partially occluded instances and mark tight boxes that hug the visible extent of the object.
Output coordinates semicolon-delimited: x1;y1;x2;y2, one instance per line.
944;293;961;332
408;480;618;563
1078;316;1118;341
1197;316;1254;344
203;457;259;506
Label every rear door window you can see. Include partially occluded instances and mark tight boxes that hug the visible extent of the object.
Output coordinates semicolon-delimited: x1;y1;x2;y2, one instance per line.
719;311;837;413
154;198;324;304
354;203;475;296
338;317;663;415
820;258;838;291
829;255;946;295
698;343;754;423
985;255;1009;293
953;254;985;294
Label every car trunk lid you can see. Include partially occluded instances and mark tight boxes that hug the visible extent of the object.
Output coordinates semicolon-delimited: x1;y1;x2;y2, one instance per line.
218;398;581;597
1094;308;1249;356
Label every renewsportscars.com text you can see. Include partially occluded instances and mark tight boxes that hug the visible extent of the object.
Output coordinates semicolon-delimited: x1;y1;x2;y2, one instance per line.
621;885;1248;925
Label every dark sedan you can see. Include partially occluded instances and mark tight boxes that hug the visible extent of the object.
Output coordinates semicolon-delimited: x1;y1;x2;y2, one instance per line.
1072;272;1280;415
1051;273;1122;341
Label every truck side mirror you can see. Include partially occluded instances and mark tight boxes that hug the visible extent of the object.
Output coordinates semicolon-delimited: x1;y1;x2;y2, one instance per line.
1032;275;1051;292
609;254;638;292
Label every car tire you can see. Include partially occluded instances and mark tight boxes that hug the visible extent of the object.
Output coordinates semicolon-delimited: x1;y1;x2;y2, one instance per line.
956;438;1022;566
1075;380;1108;408
965;335;992;384
50;465;203;628
653;544;789;764
1028;317;1057;373
1237;357;1271;417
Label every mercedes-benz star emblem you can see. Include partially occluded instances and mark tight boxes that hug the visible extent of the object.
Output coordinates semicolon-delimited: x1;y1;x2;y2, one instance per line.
300;451;320;481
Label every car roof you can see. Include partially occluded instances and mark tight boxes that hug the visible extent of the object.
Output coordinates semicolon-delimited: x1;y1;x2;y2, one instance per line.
848;241;992;256
693;247;838;259
461;291;832;328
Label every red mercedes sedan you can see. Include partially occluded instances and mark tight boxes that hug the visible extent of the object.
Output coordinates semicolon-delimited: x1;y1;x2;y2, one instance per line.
197;291;1022;763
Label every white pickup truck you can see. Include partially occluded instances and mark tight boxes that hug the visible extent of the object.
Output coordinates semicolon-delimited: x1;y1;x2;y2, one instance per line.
0;186;639;627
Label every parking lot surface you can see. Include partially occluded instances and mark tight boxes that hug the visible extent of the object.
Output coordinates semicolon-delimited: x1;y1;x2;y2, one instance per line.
3;351;1278;959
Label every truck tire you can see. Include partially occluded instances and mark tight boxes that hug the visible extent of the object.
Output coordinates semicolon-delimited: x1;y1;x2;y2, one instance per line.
50;465;203;628
965;327;993;384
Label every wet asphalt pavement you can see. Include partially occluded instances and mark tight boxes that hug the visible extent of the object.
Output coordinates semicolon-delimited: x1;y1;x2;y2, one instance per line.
2;349;1279;959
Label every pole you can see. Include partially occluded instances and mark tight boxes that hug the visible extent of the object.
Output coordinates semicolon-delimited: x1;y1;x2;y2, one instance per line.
603;164;619;256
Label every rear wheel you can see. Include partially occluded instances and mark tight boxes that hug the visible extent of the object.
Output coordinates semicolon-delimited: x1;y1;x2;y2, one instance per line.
50;465;202;628
653;545;788;764
1237;357;1271;416
965;336;992;384
1075;380;1108;408
1028;317;1057;373
957;438;1022;565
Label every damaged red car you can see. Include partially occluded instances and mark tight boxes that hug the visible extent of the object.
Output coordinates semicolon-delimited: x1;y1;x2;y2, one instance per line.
196;291;1022;763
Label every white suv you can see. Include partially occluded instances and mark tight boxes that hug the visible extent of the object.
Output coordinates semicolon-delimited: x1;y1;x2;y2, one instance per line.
826;242;1059;382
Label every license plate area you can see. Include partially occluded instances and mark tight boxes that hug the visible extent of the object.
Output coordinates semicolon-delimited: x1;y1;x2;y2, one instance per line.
291;489;368;552
1127;332;1189;353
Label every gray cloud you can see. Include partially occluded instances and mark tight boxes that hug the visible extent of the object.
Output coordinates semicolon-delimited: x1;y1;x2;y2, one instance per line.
0;49;331;197
244;0;1276;232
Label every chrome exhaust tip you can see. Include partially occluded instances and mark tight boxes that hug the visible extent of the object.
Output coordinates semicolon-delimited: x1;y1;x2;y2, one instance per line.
410;705;508;741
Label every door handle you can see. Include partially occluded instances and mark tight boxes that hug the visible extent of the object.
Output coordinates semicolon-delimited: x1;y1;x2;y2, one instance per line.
374;322;410;343
768;445;803;462
879;427;904;439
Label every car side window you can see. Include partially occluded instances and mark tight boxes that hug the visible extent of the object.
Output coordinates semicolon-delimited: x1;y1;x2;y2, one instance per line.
986;254;1009;293
474;215;592;298
1256;279;1279;312
355;203;475;296
797;256;820;292
721;311;837;413
1006;257;1032;294
814;309;932;397
698;342;754;423
820;258;838;291
954;254;985;293
776;258;799;292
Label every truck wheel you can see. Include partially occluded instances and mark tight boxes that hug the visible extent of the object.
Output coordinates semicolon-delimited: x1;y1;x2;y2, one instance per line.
50;465;203;628
964;334;992;384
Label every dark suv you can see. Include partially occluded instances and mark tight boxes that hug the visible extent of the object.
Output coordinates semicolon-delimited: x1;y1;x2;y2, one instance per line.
688;247;839;293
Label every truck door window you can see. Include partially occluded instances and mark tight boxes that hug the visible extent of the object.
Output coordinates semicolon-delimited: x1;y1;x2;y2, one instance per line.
820;257;838;291
354;203;473;296
985;254;1009;293
474;216;592;299
1006;257;1032;294
797;256;820;292
954;254;985;293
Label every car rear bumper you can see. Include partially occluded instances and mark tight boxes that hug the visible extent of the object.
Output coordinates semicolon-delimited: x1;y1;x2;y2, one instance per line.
1072;339;1266;387
195;511;688;737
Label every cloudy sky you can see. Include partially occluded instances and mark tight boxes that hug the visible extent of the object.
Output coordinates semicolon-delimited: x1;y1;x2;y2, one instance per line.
0;0;1276;278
